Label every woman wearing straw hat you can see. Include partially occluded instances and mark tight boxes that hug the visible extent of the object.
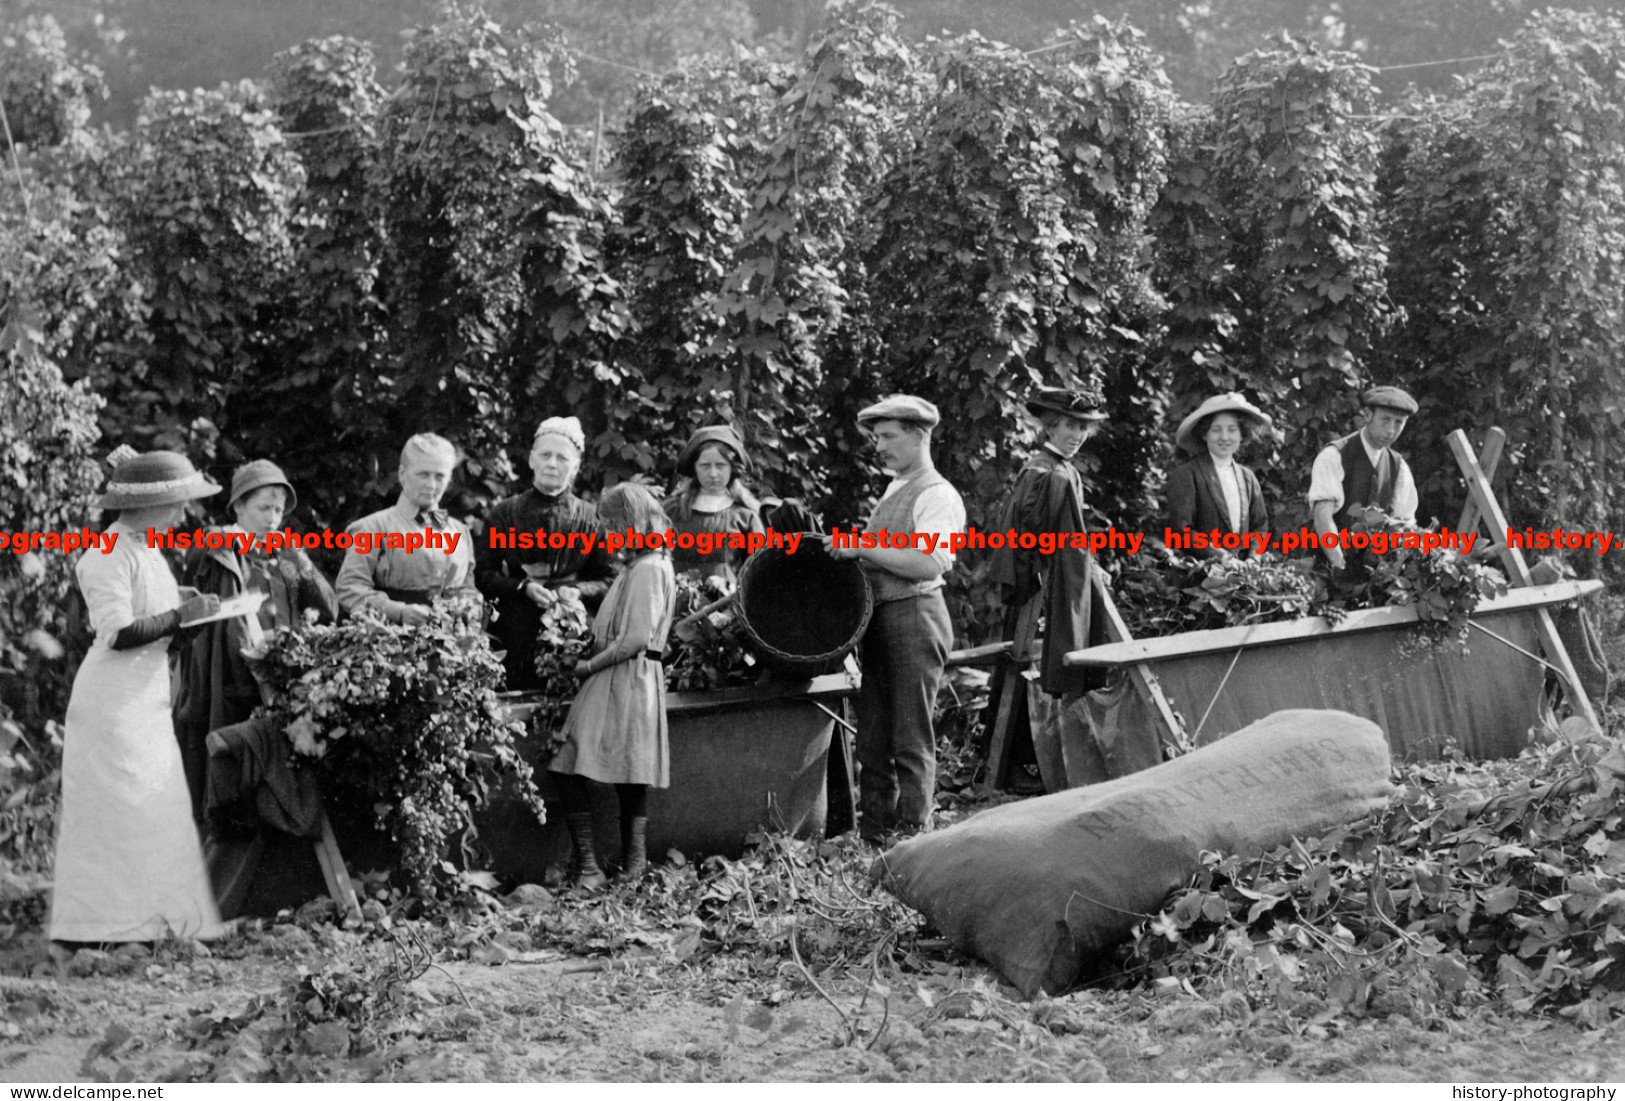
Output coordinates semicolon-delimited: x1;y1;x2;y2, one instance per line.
663;425;765;583
1164;393;1273;559
175;459;338;822
50;449;232;950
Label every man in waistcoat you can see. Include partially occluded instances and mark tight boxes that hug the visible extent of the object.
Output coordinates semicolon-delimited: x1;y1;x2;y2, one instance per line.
1307;386;1420;571
825;395;967;845
336;433;480;625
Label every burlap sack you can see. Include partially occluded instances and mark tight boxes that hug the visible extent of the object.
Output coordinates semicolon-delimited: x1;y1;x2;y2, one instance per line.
871;708;1393;997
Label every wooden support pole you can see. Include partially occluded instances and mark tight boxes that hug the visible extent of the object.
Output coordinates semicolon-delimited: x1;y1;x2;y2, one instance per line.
1457;426;1506;537
314;810;363;922
1447;429;1601;732
984;598;1041;791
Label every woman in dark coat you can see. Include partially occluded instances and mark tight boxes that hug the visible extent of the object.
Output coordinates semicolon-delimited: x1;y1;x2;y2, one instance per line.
1164;392;1273;559
988;386;1107;697
174;460;338;919
477;416;615;692
176;460;338;819
663;425;764;583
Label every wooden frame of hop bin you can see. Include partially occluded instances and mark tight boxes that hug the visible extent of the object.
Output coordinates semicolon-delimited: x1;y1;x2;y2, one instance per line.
1059;427;1603;760
948;570;1186;792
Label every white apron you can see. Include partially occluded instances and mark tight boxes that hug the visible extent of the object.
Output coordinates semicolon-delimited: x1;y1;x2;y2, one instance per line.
49;522;223;942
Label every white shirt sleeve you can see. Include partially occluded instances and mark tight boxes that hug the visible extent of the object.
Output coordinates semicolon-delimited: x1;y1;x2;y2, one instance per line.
912;484;967;575
1306;445;1345;512
76;549;137;639
1392;457;1418;525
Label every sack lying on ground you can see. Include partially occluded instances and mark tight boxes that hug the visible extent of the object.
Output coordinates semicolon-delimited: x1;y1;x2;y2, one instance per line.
870;708;1393;997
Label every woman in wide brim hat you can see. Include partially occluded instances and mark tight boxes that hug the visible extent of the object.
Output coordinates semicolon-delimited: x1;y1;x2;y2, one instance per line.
51;449;229;951
988;386;1110;730
1164;393;1273;559
663;424;765;583
172;458;338;917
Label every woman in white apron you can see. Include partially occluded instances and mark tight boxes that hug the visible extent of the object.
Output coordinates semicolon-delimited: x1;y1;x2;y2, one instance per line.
50;450;229;947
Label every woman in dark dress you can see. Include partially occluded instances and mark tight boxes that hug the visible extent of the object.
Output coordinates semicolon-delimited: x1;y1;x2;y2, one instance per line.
174;459;338;918
176;460;338;819
989;386;1107;697
477;416;615;691
663;425;764;583
1164;393;1273;560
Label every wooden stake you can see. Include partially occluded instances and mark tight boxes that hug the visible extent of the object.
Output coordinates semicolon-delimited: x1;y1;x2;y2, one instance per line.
314;810;363;922
1447;429;1601;731
984;597;1040;790
1457;426;1505;536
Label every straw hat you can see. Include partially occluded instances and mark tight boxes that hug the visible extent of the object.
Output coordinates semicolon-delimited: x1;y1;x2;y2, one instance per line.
677;425;751;477
1174;393;1273;454
229;459;297;512
96;450;221;511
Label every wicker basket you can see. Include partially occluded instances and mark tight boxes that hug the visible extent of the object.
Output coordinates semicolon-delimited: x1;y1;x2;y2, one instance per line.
736;544;872;677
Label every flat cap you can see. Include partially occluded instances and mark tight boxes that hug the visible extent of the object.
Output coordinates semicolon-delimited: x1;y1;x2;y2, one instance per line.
857;394;940;430
1362;386;1418;415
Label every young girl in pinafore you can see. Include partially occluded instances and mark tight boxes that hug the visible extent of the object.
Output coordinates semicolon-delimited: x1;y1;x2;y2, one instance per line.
549;482;676;889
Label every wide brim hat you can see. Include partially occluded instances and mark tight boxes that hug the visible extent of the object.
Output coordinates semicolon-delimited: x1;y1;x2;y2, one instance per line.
96;450;221;511
1174;393;1274;454
677;425;751;478
229;458;298;512
1361;385;1419;416
1025;386;1108;422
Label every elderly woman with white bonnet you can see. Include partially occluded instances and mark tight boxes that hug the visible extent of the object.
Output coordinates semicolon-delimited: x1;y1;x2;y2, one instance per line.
50;448;232;952
477;416;615;692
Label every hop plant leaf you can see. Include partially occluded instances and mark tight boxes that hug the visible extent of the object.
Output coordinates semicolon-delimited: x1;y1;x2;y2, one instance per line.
247;601;542;894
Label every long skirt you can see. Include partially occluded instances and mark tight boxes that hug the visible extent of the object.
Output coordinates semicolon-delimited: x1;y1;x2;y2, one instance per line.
49;640;224;942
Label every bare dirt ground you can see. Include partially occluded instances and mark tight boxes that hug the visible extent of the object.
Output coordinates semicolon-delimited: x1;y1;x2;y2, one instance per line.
3;872;1625;1085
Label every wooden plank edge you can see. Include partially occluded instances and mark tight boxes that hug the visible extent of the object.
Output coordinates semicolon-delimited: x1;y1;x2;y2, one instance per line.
498;669;860;722
1063;578;1603;668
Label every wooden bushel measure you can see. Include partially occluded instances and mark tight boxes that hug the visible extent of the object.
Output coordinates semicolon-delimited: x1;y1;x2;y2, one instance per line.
735;544;874;678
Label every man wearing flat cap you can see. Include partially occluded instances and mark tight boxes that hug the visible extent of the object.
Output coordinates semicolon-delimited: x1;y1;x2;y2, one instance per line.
1307;385;1420;571
477;416;614;691
824;394;966;844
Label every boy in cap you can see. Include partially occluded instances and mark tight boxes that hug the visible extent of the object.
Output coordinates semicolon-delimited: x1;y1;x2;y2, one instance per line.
824;395;966;844
1307;385;1420;571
